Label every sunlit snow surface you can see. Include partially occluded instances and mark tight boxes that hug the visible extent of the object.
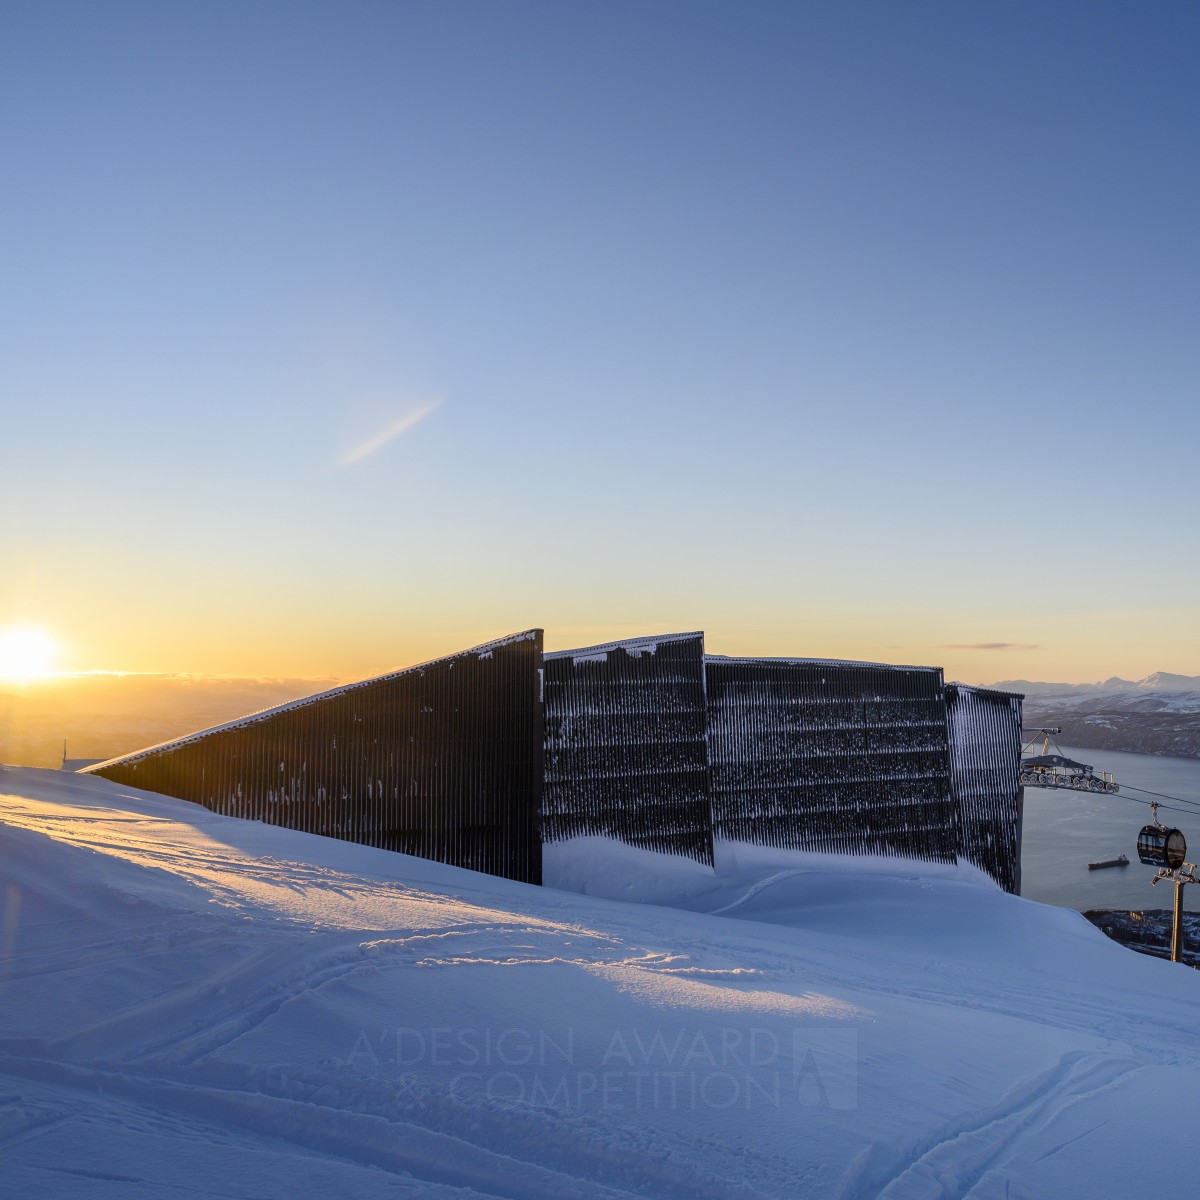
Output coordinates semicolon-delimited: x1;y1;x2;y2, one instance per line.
2;766;1199;1198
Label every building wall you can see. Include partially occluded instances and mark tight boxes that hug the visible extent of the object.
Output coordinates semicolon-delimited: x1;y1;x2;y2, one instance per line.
946;684;1025;894
87;631;545;885
542;633;714;865
84;626;1025;895
704;657;959;864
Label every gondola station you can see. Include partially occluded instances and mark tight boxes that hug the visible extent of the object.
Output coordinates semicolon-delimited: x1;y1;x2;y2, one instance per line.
1019;728;1119;794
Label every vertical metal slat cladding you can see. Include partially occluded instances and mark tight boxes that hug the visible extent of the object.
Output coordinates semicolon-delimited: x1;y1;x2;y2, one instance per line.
82;627;1023;895
542;632;714;866
704;656;957;864
86;631;545;885
945;684;1024;894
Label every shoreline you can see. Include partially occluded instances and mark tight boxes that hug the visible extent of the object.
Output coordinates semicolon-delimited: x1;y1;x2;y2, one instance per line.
1084;908;1200;969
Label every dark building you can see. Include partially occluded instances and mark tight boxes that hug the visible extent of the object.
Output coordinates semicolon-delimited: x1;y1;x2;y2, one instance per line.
542;633;714;865
945;683;1025;894
86;627;1024;895
87;631;545;885
705;655;958;864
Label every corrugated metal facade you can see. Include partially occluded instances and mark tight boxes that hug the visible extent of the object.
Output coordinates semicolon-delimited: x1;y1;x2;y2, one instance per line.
704;657;959;864
946;684;1025;894
87;631;545;885
542;633;714;865
83;626;1024;894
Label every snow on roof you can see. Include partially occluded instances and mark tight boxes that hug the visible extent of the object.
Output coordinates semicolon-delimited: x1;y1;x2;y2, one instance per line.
83;628;542;773
544;631;703;664
947;681;1027;701
704;653;942;674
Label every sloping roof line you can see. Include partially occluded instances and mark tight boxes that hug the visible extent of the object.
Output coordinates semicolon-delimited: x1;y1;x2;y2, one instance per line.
705;654;941;673
83;628;542;774
946;682;1027;701
543;631;703;661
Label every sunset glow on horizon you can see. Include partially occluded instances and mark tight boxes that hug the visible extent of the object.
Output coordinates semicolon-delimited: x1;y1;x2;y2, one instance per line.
2;5;1197;696
0;626;59;681
10;607;1193;693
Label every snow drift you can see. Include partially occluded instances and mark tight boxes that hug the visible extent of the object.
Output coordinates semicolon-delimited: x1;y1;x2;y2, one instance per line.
2;765;1199;1198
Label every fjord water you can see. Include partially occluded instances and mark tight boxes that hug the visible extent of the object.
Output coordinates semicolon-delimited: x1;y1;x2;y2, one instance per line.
1020;745;1200;913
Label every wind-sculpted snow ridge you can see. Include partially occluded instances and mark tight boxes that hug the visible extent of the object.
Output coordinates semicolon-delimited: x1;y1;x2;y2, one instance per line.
2;766;1200;1198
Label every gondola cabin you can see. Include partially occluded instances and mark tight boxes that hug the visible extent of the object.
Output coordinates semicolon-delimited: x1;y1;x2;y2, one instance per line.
1137;824;1187;870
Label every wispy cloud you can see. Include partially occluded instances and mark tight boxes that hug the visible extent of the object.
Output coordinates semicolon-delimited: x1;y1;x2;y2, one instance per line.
336;398;442;469
938;643;1040;651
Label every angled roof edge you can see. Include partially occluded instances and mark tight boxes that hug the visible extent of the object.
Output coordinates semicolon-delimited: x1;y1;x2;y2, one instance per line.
946;681;1027;701
543;631;705;661
704;653;943;674
83;628;543;774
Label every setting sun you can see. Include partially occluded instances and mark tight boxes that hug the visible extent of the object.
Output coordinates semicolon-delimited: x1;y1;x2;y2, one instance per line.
0;626;59;680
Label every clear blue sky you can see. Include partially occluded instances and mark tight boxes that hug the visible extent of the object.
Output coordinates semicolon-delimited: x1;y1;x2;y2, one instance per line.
2;1;1197;683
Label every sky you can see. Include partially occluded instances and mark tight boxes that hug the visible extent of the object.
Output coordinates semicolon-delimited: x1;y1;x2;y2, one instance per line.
2;0;1198;687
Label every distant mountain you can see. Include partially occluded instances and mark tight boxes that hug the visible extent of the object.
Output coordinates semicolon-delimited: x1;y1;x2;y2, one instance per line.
985;672;1200;697
972;673;1200;760
1134;672;1200;691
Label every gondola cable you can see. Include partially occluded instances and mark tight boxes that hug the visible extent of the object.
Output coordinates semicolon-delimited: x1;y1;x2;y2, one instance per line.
1117;781;1200;808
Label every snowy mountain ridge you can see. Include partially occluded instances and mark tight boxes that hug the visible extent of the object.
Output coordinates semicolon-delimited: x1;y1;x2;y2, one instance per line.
1020;709;1200;759
981;674;1200;760
985;671;1200;697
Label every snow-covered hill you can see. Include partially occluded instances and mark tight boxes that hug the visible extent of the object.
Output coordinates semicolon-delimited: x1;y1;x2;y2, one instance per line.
988;672;1200;696
2;766;1199;1198
982;673;1200;759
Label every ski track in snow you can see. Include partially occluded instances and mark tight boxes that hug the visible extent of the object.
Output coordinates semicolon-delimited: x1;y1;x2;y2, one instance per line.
2;767;1200;1197
839;1051;1143;1200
